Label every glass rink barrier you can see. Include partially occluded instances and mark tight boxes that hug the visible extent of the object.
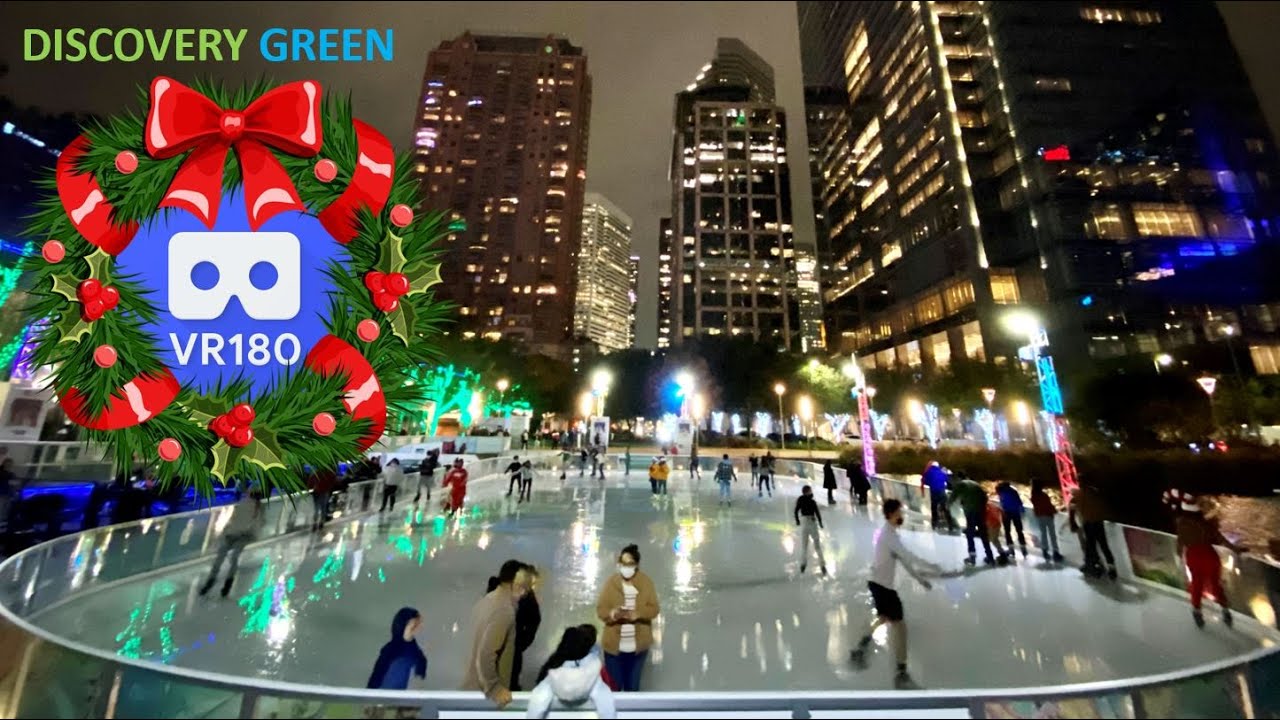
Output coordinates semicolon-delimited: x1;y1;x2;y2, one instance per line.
0;452;1276;718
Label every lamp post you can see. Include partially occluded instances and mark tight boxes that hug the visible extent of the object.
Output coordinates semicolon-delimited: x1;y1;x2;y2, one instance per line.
1153;353;1173;374
842;359;876;474
774;382;786;451
1197;375;1217;433
591;369;613;417
798;394;814;457
691;392;706;449
1004;310;1079;503
496;378;510;413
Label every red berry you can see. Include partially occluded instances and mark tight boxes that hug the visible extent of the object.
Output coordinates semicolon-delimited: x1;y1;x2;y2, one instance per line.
229;426;254;448
78;279;102;301
363;271;386;293
314;158;338;182
376;295;400;313
115;151;139;175
386;273;410;296
356;319;380;342
230;404;255;426
100;286;120;310
93;345;117;368
389;204;414;228
158;438;182;462
210;415;233;438
42;241;66;264
82;298;106;321
312;412;337;436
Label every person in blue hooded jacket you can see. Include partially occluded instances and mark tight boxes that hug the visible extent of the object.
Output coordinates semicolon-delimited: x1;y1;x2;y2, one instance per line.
920;462;954;532
367;607;428;690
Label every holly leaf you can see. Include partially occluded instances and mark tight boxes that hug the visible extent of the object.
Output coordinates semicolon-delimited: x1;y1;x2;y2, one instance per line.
388;302;415;345
375;231;407;274
402;260;442;295
180;396;224;427
53;312;91;344
84;247;113;283
242;429;286;472
210;440;245;482
50;275;80;301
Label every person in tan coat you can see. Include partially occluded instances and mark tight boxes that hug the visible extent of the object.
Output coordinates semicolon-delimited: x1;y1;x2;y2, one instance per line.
595;544;660;691
462;559;529;707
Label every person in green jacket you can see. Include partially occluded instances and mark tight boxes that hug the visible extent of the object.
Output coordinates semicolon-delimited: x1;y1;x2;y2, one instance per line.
948;472;995;566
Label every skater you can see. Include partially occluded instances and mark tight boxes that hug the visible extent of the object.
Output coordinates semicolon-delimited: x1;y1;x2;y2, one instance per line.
590;446;601;478
715;454;736;506
749;454;759;488
505;455;524;496
1176;502;1243;628
822;459;838;505
526;624;616;719
366;607;428;689
579;448;589;477
521;430;529;451
512;565;542;691
594;446;607;479
948;472;995;565
689;445;699;479
995;479;1028;557
758;452;775;498
596;544;660;692
849;499;941;689
647;457;661;495
794;485;827;575
984;497;1012;564
1029;478;1064;562
463;560;530;708
653;457;670;496
199;489;264;597
414;450;440;508
623;446;631;476
443;458;469;515
1068;481;1117;579
307;466;338;531
848;460;871;506
379;458;404;512
921;461;954;531
519;460;535;503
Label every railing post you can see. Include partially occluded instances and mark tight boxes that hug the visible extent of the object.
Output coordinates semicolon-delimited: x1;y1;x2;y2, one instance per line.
238;690;258;718
791;703;812;719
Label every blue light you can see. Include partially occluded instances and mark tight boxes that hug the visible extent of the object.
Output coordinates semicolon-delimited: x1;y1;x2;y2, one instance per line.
1080;295;1094;307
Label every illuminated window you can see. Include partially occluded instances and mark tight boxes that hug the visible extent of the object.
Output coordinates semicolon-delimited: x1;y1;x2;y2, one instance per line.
861;178;888;211
881;241;903;266
1088;204;1129;239
989;269;1020;305
1082;7;1161;24
960;320;984;361
1033;77;1072;92
1250;344;1280;375
904;341;922;368
927;331;951;368
943;279;975;312
900;174;946;217
914;293;944;324
1132;203;1202;238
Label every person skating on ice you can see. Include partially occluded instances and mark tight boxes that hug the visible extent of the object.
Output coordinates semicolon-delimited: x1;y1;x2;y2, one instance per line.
759;451;775;498
1173;496;1244;628
199;488;264;597
984;496;1013;565
526;624;616;719
921;461;953;532
1068;481;1117;579
850;499;941;689
579;448;588;477
822;459;838;505
995;479;1029;557
505;455;523;497
653;457;670;496
794;485;828;575
379;458;404;512
714;453;737;506
414;449;440;510
366;607;428;690
848;460;871;506
749;453;759;489
947;471;995;565
1029;478;1065;563
443;458;469;516
688;444;700;479
519;460;535;503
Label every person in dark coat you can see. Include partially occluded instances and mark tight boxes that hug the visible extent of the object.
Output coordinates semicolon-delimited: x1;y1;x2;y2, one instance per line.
822;460;838;505
511;565;543;691
847;461;871;505
367;607;428;689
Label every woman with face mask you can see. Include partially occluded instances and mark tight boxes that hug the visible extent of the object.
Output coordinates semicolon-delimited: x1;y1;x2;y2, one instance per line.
595;544;660;691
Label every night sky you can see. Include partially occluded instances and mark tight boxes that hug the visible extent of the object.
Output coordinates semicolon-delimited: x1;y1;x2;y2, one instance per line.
3;2;1279;348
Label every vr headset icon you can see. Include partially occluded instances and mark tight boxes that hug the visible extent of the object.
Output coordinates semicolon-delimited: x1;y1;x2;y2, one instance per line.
168;232;301;321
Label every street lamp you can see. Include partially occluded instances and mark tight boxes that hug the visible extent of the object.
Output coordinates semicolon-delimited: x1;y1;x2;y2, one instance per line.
591;368;613;417
1153;353;1173;374
773;382;786;451
1197;375;1218;433
691;392;706;448
798;394;814;456
496;378;510;412
1003;309;1079;503
981;387;996;406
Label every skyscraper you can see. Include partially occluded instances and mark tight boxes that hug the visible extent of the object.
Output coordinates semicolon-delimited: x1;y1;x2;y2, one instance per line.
574;192;635;353
657;217;674;349
628;253;640;349
412;33;592;360
799;1;1280;375
669;39;802;349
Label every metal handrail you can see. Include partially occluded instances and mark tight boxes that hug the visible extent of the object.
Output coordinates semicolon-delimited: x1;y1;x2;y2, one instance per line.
0;452;1274;716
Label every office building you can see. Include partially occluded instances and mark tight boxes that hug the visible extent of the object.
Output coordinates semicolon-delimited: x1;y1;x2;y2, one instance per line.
657;217;674;349
628;253;640;348
669;39;801;349
412;33;592;360
574;192;635;353
798;1;1280;375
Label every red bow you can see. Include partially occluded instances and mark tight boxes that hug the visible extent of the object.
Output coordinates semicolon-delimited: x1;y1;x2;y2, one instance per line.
145;77;322;230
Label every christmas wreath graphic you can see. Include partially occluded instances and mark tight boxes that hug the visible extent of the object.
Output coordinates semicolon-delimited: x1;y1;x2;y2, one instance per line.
25;77;448;495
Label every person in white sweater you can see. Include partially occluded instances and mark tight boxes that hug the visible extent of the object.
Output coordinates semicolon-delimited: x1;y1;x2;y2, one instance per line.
526;624;615;719
380;458;404;512
200;489;264;598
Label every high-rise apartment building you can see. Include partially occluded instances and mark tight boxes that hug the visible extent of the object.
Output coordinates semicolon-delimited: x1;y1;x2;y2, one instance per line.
574;192;635;353
412;33;592;359
669;39;802;349
799;1;1280;375
657;217;674;349
628;253;640;348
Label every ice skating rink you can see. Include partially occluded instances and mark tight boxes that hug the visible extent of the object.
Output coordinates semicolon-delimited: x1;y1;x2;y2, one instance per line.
31;469;1270;692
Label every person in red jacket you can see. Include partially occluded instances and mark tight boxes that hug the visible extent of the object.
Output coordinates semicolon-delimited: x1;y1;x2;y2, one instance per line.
442;458;469;515
1176;503;1245;628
